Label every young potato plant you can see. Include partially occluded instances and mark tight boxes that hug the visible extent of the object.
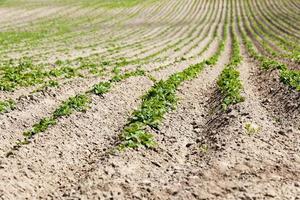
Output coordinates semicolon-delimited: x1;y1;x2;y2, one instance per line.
244;122;260;135
0;99;16;113
53;94;90;118
22;117;57;141
217;66;244;110
280;70;300;91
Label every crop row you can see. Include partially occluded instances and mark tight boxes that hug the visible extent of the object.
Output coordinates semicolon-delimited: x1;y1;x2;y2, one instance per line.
119;7;229;149
0;0;220;102
217;4;244;110
8;68;146;153
237;0;300;91
6;0;227;153
243;0;300;63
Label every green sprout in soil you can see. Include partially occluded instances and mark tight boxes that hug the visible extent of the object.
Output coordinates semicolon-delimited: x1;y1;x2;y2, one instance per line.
0;99;16;113
245;123;260;135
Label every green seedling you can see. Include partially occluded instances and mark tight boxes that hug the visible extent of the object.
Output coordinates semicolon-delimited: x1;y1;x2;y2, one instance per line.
120;122;156;149
280;70;300;91
199;144;209;153
53;94;90;118
92;82;112;95
245;123;260;135
0;99;16;113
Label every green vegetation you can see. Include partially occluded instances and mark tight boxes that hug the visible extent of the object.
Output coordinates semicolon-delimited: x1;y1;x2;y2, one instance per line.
238;11;300;91
0;99;16;113
16;68;146;145
244;0;300;63
92;68;145;95
53;94;90;118
23;117;57;139
245;122;260;135
0;58;68;91
0;58;47;91
92;82;112;95
217;67;244;110
22;94;90;140
3;0;298;157
280;70;300;91
119;14;229;149
0;0;157;8
0;57;108;91
217;22;244;110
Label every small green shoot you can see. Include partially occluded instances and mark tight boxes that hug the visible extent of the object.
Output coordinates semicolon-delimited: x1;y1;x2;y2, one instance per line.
244;123;260;135
53;94;90;118
0;99;16;113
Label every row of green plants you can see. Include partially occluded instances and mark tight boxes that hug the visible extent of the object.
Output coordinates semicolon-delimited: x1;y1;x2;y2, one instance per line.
217;19;244;110
253;0;299;41
153;0;224;72
244;0;300;63
156;0;221;62
109;0;217;68
238;5;300;91
35;0;213;68
0;0;220;120
0;2;156;70
0;57;108;91
1;0;218;69
0;0;204;91
39;0;195;65
0;0;153;57
14;68;146;146
260;0;300;35
242;7;290;61
0;0;215;92
119;11;229;149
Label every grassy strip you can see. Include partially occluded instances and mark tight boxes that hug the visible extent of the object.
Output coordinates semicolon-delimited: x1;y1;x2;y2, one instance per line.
119;18;229;149
217;7;244;110
0;99;16;113
238;11;300;91
13;68;146;147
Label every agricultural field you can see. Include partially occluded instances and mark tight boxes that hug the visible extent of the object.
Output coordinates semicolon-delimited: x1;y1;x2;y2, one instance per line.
0;0;299;199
